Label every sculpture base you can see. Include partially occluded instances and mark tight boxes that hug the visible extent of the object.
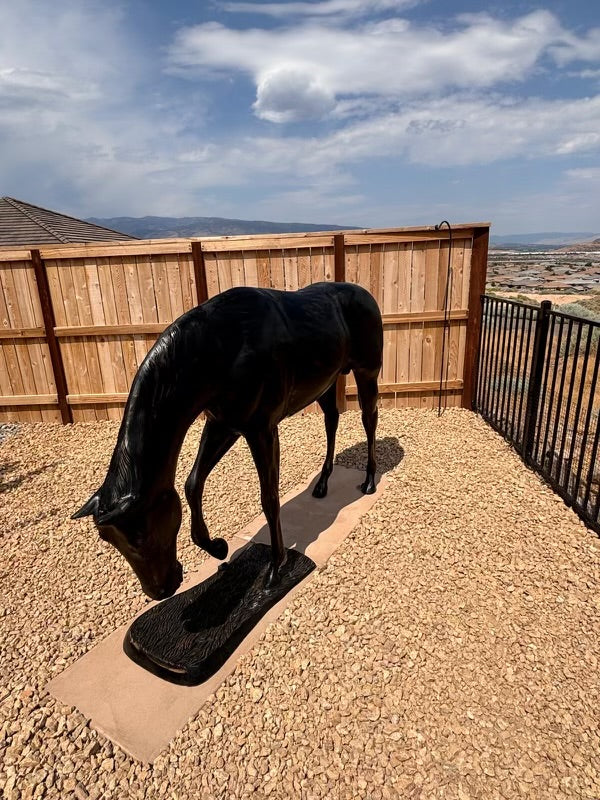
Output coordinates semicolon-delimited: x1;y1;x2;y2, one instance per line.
123;544;316;686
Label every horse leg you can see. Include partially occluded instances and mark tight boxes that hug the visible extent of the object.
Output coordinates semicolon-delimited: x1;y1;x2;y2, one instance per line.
185;419;239;560
354;370;379;495
313;382;339;499
245;426;287;589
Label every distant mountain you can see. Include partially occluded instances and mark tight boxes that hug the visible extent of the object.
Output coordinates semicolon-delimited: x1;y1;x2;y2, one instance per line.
491;232;600;248
85;215;357;240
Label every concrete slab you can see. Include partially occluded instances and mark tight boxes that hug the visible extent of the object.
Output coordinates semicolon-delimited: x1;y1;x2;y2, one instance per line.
46;466;388;762
234;468;387;567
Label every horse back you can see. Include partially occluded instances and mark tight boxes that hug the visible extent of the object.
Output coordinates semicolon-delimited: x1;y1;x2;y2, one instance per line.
183;283;382;425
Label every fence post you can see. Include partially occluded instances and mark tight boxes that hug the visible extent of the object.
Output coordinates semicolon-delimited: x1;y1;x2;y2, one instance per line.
191;241;208;305
30;249;73;424
462;226;490;409
522;300;551;463
333;234;347;412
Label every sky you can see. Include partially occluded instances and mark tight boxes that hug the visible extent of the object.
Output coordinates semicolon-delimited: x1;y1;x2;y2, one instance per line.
1;0;599;234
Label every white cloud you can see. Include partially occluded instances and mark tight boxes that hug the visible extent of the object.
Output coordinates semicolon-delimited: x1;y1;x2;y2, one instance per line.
549;26;600;65
565;167;600;181
293;94;600;168
221;0;420;18
567;68;600;80
169;11;600;123
0;1;201;215
253;67;335;121
167;94;600;203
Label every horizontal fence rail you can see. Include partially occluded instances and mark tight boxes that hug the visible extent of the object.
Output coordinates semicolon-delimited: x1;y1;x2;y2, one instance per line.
0;223;489;422
475;294;600;534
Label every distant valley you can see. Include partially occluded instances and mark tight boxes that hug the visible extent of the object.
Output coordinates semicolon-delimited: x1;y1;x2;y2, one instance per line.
490;232;600;249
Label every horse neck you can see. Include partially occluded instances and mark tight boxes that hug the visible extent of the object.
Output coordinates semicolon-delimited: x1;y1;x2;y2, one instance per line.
109;325;210;499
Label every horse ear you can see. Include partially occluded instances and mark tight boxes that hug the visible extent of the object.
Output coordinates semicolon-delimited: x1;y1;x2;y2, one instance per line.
72;492;100;520
95;493;138;526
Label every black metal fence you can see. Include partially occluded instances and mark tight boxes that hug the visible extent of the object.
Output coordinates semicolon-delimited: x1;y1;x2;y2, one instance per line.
475;295;600;534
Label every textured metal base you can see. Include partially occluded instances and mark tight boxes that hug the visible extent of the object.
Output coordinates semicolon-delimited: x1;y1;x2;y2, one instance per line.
123;544;316;686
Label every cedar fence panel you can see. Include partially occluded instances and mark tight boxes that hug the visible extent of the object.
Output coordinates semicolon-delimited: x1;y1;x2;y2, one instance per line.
343;231;476;410
0;224;488;421
43;243;197;421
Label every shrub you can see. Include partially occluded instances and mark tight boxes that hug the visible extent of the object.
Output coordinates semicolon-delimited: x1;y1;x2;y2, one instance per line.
556;302;600;356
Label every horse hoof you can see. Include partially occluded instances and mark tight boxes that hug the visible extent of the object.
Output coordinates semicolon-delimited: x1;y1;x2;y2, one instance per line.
360;479;376;495
312;482;328;499
264;553;288;590
264;567;281;591
208;538;228;560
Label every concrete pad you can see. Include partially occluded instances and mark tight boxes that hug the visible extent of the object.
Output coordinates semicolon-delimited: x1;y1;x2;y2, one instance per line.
234;468;388;567
46;466;388;762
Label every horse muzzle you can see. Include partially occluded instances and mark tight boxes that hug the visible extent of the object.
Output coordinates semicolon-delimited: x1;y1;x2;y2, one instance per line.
144;560;183;601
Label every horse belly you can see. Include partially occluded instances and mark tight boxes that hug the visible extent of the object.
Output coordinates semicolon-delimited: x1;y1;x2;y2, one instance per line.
284;344;345;416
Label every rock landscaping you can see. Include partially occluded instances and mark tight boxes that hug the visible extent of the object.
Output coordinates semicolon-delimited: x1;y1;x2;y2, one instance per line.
1;409;599;799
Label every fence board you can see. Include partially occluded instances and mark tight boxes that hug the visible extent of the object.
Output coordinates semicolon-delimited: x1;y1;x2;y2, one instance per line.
421;241;440;407
395;244;412;408
71;260;105;420
178;252;196;310
12;262;56;420
95;256;128;418
271;250;285;290
243;251;258;289
284;250;298;291
85;258;112;420
0;264;31;421
122;254;148;375
408;243;426;402
229;253;245;288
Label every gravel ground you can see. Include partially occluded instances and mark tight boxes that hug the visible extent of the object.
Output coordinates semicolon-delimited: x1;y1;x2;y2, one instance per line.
1;409;599;800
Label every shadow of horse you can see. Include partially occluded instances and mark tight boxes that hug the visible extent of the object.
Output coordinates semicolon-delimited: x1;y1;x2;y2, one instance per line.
335;435;405;474
229;439;404;568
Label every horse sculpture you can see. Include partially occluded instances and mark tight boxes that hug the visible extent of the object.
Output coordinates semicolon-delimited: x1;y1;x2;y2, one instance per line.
73;282;383;601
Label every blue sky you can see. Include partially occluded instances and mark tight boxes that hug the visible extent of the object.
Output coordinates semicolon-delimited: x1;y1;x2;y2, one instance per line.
1;0;599;233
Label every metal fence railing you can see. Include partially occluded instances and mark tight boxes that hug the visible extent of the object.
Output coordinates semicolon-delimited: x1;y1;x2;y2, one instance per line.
475;295;600;534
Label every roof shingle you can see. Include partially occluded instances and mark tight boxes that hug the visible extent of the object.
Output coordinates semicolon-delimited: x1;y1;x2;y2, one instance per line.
0;197;137;247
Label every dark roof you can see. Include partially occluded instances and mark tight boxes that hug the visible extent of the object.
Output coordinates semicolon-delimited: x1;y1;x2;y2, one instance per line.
0;197;137;247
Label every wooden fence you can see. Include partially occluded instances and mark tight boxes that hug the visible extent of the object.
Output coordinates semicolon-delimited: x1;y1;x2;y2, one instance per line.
0;223;489;422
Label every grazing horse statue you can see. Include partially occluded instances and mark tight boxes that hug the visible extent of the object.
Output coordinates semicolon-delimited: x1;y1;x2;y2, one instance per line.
73;282;383;601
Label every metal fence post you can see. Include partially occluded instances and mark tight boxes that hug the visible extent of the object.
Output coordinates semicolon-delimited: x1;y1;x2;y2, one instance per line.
522;300;551;462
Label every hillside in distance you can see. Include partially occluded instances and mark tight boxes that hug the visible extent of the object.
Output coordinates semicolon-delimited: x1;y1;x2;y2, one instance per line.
558;238;600;252
86;215;357;239
490;231;600;249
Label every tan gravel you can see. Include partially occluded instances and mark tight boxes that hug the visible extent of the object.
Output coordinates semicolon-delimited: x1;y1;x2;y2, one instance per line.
1;408;599;800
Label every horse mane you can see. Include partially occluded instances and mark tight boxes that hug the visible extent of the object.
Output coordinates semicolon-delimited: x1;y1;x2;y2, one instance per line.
100;324;185;507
